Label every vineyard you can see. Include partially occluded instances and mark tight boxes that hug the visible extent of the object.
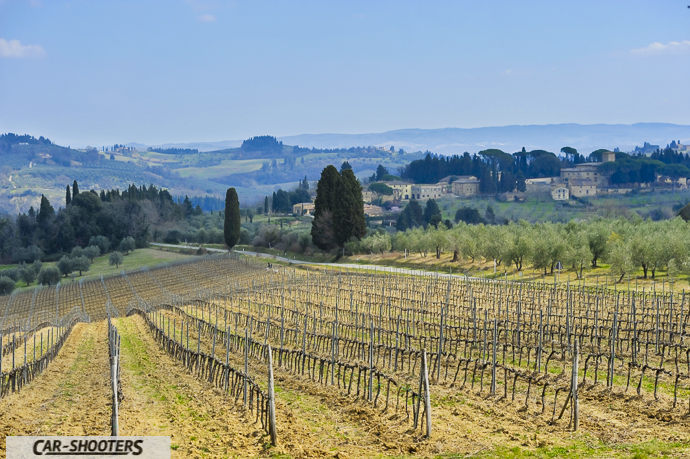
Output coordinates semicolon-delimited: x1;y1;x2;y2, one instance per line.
1;254;690;457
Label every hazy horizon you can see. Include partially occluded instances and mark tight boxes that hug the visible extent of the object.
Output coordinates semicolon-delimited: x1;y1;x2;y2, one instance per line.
1;0;689;147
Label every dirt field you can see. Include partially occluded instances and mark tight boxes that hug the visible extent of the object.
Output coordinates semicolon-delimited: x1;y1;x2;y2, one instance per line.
115;315;265;458
0;317;689;458
0;322;111;457
156;308;690;458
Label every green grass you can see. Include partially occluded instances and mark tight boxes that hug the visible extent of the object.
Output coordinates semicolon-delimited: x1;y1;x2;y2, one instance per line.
177;158;270;179
0;248;193;290
463;438;689;458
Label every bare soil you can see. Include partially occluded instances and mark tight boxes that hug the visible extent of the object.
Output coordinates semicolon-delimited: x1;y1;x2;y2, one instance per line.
0;322;112;457
115;315;265;458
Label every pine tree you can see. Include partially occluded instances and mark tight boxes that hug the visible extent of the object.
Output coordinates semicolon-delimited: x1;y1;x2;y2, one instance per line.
223;188;241;249
66;185;72;206
311;165;341;250
72;180;79;196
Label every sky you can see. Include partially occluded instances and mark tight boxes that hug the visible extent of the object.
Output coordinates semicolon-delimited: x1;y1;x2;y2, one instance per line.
0;0;689;147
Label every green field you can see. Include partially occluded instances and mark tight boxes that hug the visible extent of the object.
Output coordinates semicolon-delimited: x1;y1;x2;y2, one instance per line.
0;248;194;289
176;158;272;179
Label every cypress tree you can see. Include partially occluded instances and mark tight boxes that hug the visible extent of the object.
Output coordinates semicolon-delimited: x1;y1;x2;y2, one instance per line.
223;188;241;249
423;199;440;225
333;169;366;247
37;195;55;226
72;180;80;196
311;165;341;250
66;185;72;206
264;196;269;214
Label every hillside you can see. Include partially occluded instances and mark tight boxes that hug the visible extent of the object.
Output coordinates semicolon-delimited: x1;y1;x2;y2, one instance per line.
277;123;690;156
0;135;421;214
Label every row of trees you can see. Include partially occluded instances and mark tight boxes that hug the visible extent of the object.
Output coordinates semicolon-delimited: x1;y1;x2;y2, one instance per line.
400;147;690;193
0;181;205;263
395;199;445;231
356;217;690;282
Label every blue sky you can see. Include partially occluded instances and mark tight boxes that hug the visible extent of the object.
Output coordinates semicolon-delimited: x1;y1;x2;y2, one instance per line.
0;0;689;147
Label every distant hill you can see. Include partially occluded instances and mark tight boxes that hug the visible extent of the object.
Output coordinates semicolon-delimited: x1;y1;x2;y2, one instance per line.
126;123;690;156
276;123;690;156
0;134;417;214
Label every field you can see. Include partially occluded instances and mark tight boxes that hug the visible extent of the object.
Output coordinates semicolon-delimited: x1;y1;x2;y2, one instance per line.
0;248;194;291
1;254;690;458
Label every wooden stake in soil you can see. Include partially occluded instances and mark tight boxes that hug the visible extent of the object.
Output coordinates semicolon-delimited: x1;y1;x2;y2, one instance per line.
491;319;497;395
572;339;579;431
421;348;432;438
267;344;278;446
244;328;249;407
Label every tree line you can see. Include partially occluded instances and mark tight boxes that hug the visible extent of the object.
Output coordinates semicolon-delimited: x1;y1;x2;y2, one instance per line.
400;146;690;191
0;133;52;153
353;216;690;283
0;182;206;264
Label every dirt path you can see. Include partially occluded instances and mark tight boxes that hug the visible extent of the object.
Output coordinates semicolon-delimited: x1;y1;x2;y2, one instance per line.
115;315;264;458
0;322;112;456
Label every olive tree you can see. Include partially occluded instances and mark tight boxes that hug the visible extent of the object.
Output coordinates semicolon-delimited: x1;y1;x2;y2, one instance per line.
109;251;124;268
38;267;61;286
0;276;15;295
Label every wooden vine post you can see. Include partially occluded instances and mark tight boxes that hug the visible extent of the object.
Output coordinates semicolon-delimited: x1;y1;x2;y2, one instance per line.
267;345;277;446
421;348;432;438
572;339;579;430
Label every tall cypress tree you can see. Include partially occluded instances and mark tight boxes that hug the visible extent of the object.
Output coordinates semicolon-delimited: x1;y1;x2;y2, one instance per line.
72;180;80;196
37;194;55;226
223;188;241;249
333;169;366;246
65;185;72;206
264;196;269;214
311;165;341;250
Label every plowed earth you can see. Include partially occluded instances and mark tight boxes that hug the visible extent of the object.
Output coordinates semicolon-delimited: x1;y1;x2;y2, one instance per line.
156;309;690;458
114;315;264;458
0;322;112;457
2;318;690;458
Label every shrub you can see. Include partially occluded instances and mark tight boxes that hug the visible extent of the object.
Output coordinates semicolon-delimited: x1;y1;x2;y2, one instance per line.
32;260;43;274
196;228;209;244
164;230;181;244
19;267;36;285
109;251;124;268
88;236;110;254
38;267;61;286
208;229;224;244
57;256;74;277
3;268;19;282
84;245;101;262
71;256;91;276
252;225;281;248
118;236;136;254
0;276;15;295
12;245;43;263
